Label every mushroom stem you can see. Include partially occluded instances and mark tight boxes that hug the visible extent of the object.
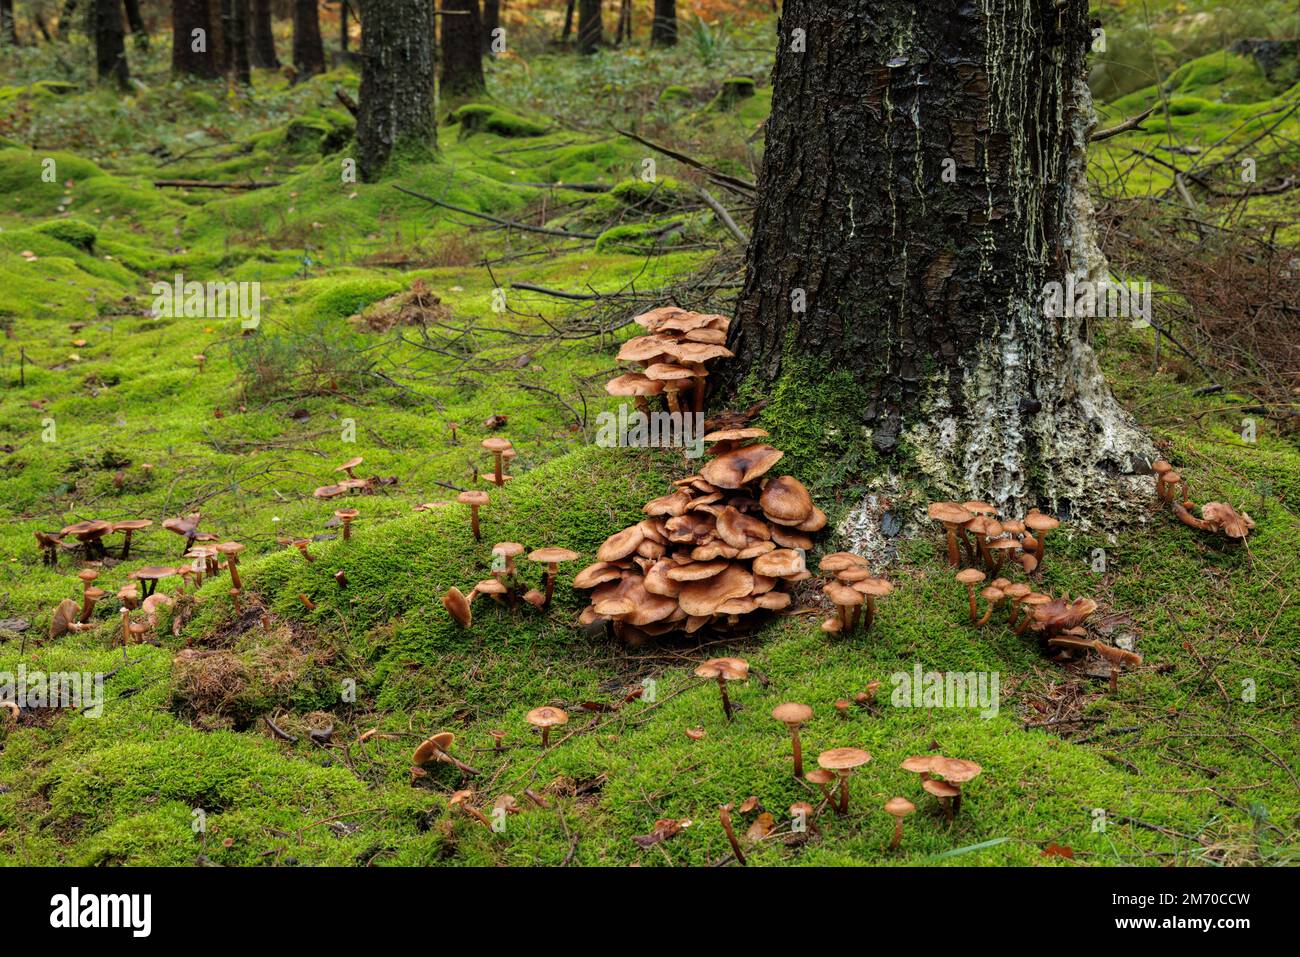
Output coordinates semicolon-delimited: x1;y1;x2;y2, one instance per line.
1109;668;1119;694
964;584;978;621
862;596;877;634
542;564;558;606
1013;611;1034;636
540;726;551;749
79;593;97;623
789;726;804;778
121;530;135;559
943;524;960;566
836;771;851;815
469;506;482;541
227;559;242;591
231;589;242;615
951;790;963;818
975;597;1000;627
716;672;734;722
719;804;747;866
492;452;504;488
890;817;905;850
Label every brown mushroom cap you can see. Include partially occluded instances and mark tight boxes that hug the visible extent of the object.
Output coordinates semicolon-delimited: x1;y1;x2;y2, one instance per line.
481;437;513;454
771;701;813;725
128;566;179;582
751;548;807;579
573;562;624;589
819;552;869;574
526;706;569;729
956;568;986;585
334;509;359;522
112;519;152;533
853;577;894;598
1023;512;1061;534
335;456;364;473
606;372;666;397
693;657;750;681
443;586;472;628
678;565;754;616
805;768;835;786
704;427;769;444
529;547;580;565
884;797;916;817
457;490;490;507
817;747;872;771
215;541;245;556
900;755;940;774
760;476;814;525
314;484;348;499
1201;502;1255;539
922;778;961;799
928;502;974;525
824;581;864;606
932;757;983;783
699;445;785;490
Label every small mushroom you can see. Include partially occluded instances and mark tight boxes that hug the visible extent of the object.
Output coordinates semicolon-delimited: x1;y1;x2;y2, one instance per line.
928;502;975;566
1023;512;1060;568
771;702;814;778
491;541;525;581
805;768;836;806
128;565;178;598
527;547;580;607
481;437;514;488
216;541;245;588
817;747;872;815
448;789;493;829
457;490;489;541
823;581;863;632
885;796;915;850
718;803;747;866
955;568;986;621
111;519;152;559
413;731;480;775
291;539;314;563
525;706;568;748
852;578;893;633
335;456;364;480
693;657;749;722
79;586;105;624
923;778;961;822
335;508;359;540
975;585;1004;627
49;598;80;638
443;586;472;628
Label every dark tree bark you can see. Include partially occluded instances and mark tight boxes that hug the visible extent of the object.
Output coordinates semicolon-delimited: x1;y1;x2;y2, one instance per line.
92;0;130;89
576;0;599;54
122;0;148;46
725;0;1150;518
357;0;436;181
57;0;78;38
1;0;19;45
250;0;279;66
440;0;484;97
172;0;222;76
339;0;349;51
561;0;573;41
230;0;251;83
650;0;675;47
480;0;498;54
292;0;324;77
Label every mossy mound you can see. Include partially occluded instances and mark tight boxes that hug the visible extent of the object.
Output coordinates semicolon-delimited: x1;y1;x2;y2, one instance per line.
31;218;98;252
452;104;550;138
711;76;757;110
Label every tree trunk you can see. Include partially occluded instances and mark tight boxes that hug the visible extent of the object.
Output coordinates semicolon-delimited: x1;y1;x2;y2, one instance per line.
725;0;1151;521
576;0;599;54
357;0;436;181
440;0;484;97
650;0;674;47
172;0;222;76
339;0;349;51
292;0;324;77
480;0;497;54
231;0;251;83
250;0;279;67
123;0;148;46
2;0;20;45
57;0;78;39
93;0;131;89
561;0;573;41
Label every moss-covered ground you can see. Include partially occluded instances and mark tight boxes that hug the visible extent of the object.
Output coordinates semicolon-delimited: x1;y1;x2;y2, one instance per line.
0;12;1295;867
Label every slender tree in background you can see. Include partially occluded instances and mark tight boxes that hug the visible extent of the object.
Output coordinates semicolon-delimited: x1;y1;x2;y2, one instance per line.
561;0;573;41
357;0;436;181
292;0;324;77
614;0;630;45
123;0;148;46
576;0;599;54
250;0;279;67
724;0;1151;517
1;0;19;45
92;0;130;89
650;0;675;47
480;0;498;54
441;0;485;96
57;0;78;38
172;0;222;76
338;0;349;52
231;0;251;83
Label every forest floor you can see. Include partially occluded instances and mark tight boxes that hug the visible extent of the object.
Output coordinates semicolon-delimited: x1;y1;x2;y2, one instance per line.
0;11;1297;866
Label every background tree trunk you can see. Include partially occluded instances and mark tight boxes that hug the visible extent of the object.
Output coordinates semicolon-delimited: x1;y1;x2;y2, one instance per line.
339;0;349;52
576;0;599;54
92;0;130;89
440;0;484;97
561;0;573;41
357;0;436;181
172;0;222;76
57;0;78;39
725;0;1151;519
1;0;20;44
650;0;674;47
250;0;279;67
292;0;324;77
480;0;497;54
231;0;251;83
122;0;148;46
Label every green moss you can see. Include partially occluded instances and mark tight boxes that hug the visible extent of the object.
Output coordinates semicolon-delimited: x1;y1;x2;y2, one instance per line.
605;176;690;212
452;104;550;138
711;76;757;110
32;218;98;252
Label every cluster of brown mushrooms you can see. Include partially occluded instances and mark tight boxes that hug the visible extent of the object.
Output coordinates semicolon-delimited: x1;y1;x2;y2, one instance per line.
35;517;156;565
605;306;733;415
573;432;825;643
1152;459;1255;542
927;501;1060;575
441;543;581;629
312;456;398;503
818;553;893;636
